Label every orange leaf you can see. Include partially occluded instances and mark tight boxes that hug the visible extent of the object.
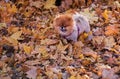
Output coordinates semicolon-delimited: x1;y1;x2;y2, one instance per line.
7;4;17;13
105;25;119;36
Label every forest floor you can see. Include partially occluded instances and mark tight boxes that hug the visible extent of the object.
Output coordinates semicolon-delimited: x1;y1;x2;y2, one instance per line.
0;0;120;79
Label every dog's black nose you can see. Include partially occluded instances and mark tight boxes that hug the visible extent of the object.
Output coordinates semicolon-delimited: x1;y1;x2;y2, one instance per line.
60;26;67;32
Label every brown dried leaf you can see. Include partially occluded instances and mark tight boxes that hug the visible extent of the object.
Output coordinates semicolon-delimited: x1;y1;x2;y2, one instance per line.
30;1;43;8
104;36;116;49
102;69;119;79
82;47;97;59
41;39;58;45
57;41;69;52
26;67;37;79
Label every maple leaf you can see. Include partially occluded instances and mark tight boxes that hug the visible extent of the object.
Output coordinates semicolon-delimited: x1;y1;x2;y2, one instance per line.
105;25;119;36
7;4;17;13
44;0;57;9
80;8;98;24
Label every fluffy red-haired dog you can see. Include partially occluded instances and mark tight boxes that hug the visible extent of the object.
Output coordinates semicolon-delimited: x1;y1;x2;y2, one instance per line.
53;12;92;42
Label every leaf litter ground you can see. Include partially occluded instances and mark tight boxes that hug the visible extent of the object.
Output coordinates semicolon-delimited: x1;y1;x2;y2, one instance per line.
0;0;120;79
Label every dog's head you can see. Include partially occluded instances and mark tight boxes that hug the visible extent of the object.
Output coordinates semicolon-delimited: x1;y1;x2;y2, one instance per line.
53;14;74;36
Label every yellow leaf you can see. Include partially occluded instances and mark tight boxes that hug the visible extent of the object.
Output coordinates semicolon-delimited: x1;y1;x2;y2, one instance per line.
44;0;57;9
39;46;49;58
79;32;88;42
23;45;33;54
10;31;22;40
79;54;84;59
69;76;76;79
102;9;108;23
24;11;32;17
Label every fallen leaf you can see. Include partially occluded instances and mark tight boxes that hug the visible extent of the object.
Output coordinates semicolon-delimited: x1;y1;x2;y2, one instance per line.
0;61;5;69
104;36;116;49
105;25;119;36
10;31;22;40
92;36;105;49
4;31;22;45
102;9;109;23
102;69;119;79
41;39;58;45
30;1;43;8
68;76;76;79
39;46;49;58
57;41;69;52
114;1;120;8
23;45;33;54
82;47;98;59
44;0;57;9
0;23;6;30
7;3;17;13
7;26;19;33
4;36;18;45
25;60;40;66
26;67;37;79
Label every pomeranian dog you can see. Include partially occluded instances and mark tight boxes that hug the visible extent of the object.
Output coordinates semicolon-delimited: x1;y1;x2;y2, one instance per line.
53;12;92;42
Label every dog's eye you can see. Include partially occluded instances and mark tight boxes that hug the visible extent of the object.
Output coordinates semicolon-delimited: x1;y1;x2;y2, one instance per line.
60;26;67;32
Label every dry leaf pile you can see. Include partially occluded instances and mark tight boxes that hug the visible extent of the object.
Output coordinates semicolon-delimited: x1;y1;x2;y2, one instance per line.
0;0;120;79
